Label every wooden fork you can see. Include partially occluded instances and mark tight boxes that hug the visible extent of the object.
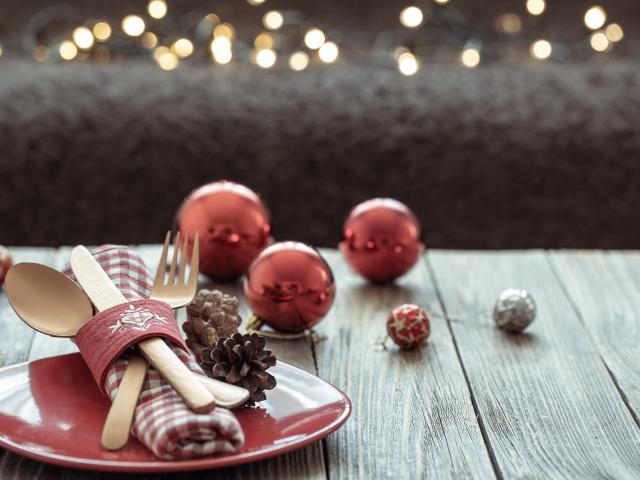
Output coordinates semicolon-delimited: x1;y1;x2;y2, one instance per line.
150;232;248;407
101;232;249;451
150;231;200;308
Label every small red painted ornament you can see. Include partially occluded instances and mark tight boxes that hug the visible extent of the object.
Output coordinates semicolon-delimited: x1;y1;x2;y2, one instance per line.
244;242;336;333
340;198;423;283
386;304;430;349
0;246;12;286
175;181;272;281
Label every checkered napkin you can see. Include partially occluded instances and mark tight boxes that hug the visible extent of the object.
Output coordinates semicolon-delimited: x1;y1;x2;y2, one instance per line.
64;245;245;460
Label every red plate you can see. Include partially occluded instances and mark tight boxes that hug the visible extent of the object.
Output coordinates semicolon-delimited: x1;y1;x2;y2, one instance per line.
0;353;350;472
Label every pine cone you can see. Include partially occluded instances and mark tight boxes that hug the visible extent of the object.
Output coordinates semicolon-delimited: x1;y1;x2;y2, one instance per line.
201;332;277;405
183;289;242;362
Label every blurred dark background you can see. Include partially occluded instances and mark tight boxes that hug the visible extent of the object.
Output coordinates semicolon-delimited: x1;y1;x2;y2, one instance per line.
0;0;639;248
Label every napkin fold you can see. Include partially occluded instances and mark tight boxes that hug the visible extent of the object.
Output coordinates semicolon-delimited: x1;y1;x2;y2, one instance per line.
64;245;245;460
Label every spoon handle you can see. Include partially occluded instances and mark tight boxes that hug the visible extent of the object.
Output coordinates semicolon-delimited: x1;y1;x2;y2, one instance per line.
70;246;216;414
100;352;148;450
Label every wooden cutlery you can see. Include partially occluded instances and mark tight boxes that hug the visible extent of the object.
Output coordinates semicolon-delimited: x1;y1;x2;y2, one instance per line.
69;245;217;414
100;352;148;450
99;233;249;450
149;233;248;408
7;236;250;451
5;263;94;338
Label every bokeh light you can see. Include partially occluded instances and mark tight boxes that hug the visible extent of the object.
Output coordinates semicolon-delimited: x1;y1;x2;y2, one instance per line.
496;14;522;34
289;51;309;71
461;48;480;68
399;6;423;28
590;31;610;52
59;40;78;60
584;6;607;30
156;50;179;70
72;27;94;50
256;49;277;68
211;36;233;64
530;39;552;60
93;22;112;42
214;23;234;39
147;0;168;20
398;52;419;76
605;23;624;42
142;32;158;49
254;33;273;49
263;11;284;30
172;38;194;58
318;41;339;63
304;28;325;49
526;0;546;16
122;15;146;37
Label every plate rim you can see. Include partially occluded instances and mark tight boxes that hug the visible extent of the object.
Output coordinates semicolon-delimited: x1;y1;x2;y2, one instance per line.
0;353;351;473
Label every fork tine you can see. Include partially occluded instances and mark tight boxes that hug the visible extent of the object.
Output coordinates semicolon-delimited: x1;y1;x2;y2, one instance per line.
168;231;180;284
178;231;188;284
154;231;171;288
187;232;199;288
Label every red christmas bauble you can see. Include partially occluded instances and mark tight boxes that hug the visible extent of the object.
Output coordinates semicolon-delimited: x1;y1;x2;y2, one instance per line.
340;198;423;283
244;242;336;333
0;246;12;286
175;181;272;281
387;304;430;349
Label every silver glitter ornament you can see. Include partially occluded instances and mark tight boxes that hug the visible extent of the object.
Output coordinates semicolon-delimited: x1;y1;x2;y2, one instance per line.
492;289;536;332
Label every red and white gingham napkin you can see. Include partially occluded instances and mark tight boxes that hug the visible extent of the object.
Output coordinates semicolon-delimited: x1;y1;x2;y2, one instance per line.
64;245;245;460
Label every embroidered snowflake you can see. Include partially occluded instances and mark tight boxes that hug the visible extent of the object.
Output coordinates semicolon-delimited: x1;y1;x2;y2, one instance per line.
109;304;167;335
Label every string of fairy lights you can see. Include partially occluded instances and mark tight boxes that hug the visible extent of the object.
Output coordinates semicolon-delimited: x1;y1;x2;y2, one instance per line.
394;1;625;75
4;0;628;75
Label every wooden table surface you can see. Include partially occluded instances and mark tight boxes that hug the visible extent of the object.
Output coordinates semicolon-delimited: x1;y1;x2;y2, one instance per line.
0;247;639;479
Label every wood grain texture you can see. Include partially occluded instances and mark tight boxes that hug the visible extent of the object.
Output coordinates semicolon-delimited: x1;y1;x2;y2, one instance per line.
0;442;324;480
428;250;640;479
549;250;640;422
6;246;640;479
315;249;494;479
0;248;56;366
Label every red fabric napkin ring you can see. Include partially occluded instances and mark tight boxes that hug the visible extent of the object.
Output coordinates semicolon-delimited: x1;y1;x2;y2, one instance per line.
75;299;187;394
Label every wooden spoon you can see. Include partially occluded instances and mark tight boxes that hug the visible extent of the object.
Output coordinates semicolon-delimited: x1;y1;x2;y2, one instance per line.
5;264;151;450
7;258;246;450
7;260;239;450
5;263;93;337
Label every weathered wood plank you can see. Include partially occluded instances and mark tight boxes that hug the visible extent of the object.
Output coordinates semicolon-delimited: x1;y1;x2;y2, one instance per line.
0;248;57;366
315;249;494;479
429;250;640;479
0;441;325;480
549;250;640;423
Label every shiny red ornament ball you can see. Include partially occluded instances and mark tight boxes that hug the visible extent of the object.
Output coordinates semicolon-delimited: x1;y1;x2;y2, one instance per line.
340;198;423;283
175;181;272;281
0;246;12;286
387;304;430;349
244;242;336;333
